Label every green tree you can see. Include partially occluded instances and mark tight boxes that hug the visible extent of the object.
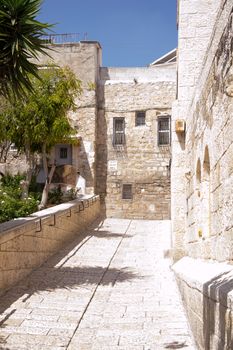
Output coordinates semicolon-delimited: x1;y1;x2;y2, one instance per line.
0;0;52;97
1;66;82;209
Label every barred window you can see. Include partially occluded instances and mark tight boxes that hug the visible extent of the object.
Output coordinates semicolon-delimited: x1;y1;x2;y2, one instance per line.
60;147;68;159
122;184;132;199
113;118;125;145
158;116;170;145
135;111;145;126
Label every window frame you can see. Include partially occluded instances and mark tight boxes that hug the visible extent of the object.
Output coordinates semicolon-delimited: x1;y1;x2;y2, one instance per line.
113;117;125;146
158;115;171;146
122;184;133;200
135;111;146;126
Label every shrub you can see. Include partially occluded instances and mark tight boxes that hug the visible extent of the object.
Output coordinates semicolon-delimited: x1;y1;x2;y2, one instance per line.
0;174;39;223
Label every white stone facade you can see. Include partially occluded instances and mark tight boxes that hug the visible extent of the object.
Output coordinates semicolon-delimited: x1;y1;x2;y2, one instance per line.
98;65;176;219
172;1;233;348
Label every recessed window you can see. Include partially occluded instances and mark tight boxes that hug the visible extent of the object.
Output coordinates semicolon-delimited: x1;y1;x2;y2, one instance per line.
122;184;132;199
135;111;146;126
113;118;125;145
158;116;170;145
60;147;68;159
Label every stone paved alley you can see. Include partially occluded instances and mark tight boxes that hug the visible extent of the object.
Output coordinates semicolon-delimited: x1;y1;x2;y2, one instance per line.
0;219;195;350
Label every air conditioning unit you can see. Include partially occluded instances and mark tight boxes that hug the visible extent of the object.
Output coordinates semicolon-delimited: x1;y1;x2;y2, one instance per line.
175;119;186;133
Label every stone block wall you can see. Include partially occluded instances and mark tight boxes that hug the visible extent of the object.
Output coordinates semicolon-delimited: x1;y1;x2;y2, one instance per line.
173;1;233;349
0;196;101;296
173;257;233;350
171;0;222;261
97;66;176;219
36;42;102;194
183;0;233;261
2;41;176;220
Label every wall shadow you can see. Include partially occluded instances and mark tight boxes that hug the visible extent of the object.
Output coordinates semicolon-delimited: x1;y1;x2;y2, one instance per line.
95;75;108;208
203;272;233;349
78;138;94;189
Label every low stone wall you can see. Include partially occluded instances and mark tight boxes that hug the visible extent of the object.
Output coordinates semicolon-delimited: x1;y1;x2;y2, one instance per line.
173;257;233;350
0;196;101;296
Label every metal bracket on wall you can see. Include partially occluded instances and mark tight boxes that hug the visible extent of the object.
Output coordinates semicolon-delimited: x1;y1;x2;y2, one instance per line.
35;219;42;233
66;209;72;218
79;201;85;211
49;214;56;227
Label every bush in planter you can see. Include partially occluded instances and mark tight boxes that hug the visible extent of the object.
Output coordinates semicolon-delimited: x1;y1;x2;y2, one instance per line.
0;174;39;223
48;186;76;205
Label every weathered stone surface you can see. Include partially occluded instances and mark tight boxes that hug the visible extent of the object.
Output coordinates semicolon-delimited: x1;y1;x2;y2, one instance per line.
173;257;233;350
0;219;195;350
0;196;101;294
97;66;176;219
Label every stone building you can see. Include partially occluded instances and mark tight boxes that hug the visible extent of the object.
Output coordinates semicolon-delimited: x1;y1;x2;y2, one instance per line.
98;62;176;219
27;40;176;219
172;0;233;349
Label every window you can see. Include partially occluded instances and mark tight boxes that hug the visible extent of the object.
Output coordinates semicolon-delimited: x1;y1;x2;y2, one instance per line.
158;116;170;145
135;111;146;126
122;184;132;199
113;118;125;145
60;147;68;159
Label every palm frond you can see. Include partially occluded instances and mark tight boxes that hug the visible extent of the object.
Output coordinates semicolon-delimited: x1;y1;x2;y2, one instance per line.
0;0;53;97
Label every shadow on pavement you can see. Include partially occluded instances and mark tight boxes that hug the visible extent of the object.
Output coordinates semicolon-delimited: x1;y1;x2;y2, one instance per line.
0;217;140;335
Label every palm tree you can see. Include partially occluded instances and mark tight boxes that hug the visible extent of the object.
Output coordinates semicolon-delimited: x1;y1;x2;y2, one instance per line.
0;0;52;96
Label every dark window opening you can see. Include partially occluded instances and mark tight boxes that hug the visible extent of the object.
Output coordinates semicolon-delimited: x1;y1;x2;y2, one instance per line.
122;184;132;199
135;111;146;126
158;116;170;145
60;147;68;159
113;118;125;145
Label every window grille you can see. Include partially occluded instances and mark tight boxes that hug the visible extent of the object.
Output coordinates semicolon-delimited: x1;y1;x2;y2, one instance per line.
122;184;132;199
158;116;170;145
60;147;68;159
135;111;146;126
113;118;125;145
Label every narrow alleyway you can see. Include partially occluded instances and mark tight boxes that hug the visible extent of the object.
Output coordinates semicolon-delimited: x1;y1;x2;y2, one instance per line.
0;219;195;350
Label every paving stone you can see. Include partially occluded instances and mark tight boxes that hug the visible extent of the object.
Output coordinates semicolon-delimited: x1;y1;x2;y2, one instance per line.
0;219;195;349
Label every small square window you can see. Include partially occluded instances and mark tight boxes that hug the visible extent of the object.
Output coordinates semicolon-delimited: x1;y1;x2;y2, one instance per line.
60;147;68;159
135;111;146;126
122;184;132;199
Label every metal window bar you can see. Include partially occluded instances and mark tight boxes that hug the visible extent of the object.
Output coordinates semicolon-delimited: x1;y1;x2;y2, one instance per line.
113;118;125;145
158;117;170;145
60;147;68;159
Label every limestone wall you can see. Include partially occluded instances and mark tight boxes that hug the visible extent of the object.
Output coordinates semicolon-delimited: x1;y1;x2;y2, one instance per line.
171;0;222;261
173;1;233;349
97;65;176;219
0;196;101;296
183;1;233;261
35;42;102;194
173;257;233;350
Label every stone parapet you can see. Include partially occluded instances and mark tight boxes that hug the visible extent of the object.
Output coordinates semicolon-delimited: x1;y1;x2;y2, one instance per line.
173;257;233;349
0;196;101;296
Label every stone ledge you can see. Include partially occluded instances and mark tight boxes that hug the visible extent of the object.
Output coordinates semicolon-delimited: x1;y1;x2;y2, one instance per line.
173;257;233;349
0;195;96;243
173;257;233;303
0;195;101;295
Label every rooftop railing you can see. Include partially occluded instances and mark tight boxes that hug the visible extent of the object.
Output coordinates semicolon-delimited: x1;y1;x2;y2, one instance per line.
42;33;88;44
